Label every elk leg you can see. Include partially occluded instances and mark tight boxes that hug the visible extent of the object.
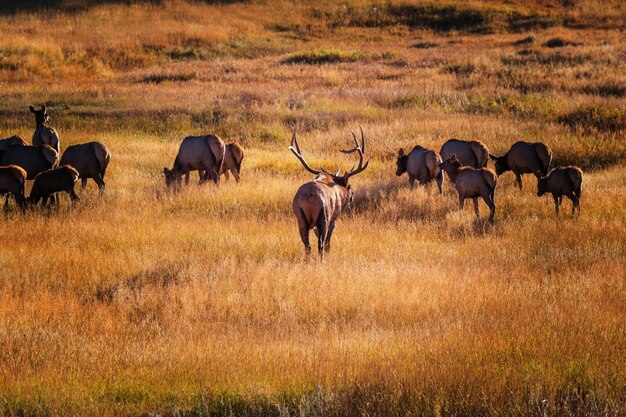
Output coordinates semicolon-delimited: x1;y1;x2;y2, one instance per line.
93;172;105;194
81;178;88;189
409;176;415;188
515;172;523;190
68;187;80;203
315;214;328;259
184;170;190;185
232;169;240;183
458;194;465;210
473;197;480;219
553;194;560;217
483;192;496;224
4;195;10;213
436;171;444;194
566;192;579;217
223;170;230;181
325;221;336;253
295;211;311;255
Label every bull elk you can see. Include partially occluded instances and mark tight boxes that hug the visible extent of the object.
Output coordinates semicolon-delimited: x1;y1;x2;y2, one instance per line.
290;127;369;259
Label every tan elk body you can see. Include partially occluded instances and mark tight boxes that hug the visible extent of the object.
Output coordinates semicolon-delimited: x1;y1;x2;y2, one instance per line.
290;128;369;258
440;138;490;169
490;141;552;190
164;135;225;187
61;141;111;193
535;166;583;217
439;154;497;223
396;145;443;193
0;165;27;211
30;105;60;153
0;144;59;179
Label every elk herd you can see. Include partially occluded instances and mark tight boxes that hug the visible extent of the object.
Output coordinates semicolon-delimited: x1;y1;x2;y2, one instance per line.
1;105;585;259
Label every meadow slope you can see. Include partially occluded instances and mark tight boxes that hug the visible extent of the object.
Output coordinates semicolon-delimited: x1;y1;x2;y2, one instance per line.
0;1;625;416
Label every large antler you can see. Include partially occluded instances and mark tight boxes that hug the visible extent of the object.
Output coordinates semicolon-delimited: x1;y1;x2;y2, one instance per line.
340;125;369;178
289;131;321;176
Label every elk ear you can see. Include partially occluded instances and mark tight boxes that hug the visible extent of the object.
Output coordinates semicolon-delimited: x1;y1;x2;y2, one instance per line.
489;153;497;161
42;104;46;111
398;148;404;157
29;106;36;113
450;154;457;161
534;170;542;178
163;167;170;175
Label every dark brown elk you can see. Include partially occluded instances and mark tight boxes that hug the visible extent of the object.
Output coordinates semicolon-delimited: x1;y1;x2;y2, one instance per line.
535;166;583;217
163;135;225;188
439;154;497;223
60;141;111;193
29;165;80;207
489;141;552;190
220;142;245;182
0;144;59;179
30;105;60;153
0;165;27;211
440;138;490;169
0;135;27;152
396;145;443;193
290;127;369;259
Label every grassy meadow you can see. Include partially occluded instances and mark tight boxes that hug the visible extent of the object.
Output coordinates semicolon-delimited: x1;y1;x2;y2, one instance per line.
0;1;625;415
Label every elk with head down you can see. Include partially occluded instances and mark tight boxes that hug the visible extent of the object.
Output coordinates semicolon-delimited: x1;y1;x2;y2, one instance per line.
489;141;552;190
290;127;369;259
30;105;60;153
535;166;583;217
163;134;225;188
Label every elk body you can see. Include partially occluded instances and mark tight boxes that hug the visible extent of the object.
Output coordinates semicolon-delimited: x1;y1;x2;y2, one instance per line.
0;135;27;155
0;165;27;211
290;128;369;259
535;166;583;217
489;141;552;190
439;154;497;223
164;135;225;187
30;105;60;153
440;138;490;169
0;144;59;179
61;141;111;193
29;165;80;207
220;142;245;182
396;145;443;193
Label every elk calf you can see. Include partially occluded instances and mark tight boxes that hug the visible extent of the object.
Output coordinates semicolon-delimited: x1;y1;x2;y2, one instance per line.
220;142;245;182
535;167;583;217
439;154;497;223
29;165;80;207
0;165;27;211
61;141;111;193
489;141;552;190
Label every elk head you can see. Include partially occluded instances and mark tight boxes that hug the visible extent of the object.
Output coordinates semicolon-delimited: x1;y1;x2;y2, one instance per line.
30;104;50;126
289;126;369;206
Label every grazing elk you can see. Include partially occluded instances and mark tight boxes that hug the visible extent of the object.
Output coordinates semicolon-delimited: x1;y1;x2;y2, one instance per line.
290;127;369;259
396;145;443;193
0;144;59;179
220;142;245;182
61;141;111;193
29;165;80;207
535;166;583;217
30;105;60;153
0;165;27;212
489;141;552;190
440;138;490;169
164;135;225;188
439;154;497;223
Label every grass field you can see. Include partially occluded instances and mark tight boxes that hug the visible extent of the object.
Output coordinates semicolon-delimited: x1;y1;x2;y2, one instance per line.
0;1;625;416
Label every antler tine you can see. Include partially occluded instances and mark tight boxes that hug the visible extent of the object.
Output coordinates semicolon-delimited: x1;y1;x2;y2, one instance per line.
359;125;365;155
345;126;369;178
340;128;362;154
288;131;321;176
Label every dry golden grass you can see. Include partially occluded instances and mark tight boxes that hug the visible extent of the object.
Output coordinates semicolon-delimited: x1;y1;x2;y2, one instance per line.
0;1;624;416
